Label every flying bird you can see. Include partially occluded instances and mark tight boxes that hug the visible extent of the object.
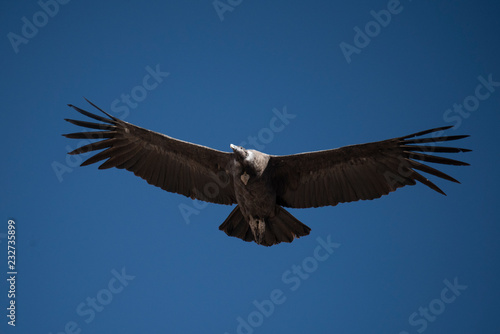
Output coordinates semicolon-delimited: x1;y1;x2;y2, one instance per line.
64;99;470;246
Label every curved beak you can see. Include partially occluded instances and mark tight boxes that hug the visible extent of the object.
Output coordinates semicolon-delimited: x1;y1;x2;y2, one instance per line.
230;144;246;158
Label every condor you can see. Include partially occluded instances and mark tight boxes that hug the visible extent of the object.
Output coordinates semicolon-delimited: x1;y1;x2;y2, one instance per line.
64;99;470;246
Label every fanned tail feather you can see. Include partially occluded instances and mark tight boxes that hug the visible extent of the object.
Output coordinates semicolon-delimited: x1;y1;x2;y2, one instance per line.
219;206;311;246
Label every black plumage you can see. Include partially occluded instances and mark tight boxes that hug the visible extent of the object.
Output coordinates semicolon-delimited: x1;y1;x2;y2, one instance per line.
64;99;471;246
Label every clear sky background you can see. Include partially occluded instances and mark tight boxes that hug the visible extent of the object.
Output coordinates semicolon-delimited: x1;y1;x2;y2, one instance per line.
1;1;499;333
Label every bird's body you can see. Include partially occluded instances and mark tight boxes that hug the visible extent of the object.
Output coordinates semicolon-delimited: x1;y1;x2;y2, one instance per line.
231;152;274;243
64;99;471;246
229;147;272;217
226;147;309;245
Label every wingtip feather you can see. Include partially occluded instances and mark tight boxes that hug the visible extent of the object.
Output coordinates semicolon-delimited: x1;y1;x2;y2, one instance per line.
84;97;119;121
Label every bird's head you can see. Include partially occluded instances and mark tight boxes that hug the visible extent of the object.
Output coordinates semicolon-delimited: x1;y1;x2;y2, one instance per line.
230;144;262;176
230;144;249;162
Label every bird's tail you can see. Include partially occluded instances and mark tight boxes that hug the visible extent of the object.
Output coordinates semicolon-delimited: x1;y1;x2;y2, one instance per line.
219;205;311;246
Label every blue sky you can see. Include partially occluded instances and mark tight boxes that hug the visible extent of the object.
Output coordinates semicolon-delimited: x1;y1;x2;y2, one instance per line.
1;0;499;333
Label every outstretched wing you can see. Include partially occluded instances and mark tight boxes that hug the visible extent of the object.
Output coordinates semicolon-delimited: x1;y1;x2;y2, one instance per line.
271;126;470;208
63;99;236;205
